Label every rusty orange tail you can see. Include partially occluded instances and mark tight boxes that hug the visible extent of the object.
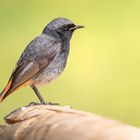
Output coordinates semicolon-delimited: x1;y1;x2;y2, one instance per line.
0;79;33;102
0;80;13;102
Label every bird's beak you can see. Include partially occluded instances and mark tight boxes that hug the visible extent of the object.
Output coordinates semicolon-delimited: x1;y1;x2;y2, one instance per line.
69;25;85;31
75;25;85;29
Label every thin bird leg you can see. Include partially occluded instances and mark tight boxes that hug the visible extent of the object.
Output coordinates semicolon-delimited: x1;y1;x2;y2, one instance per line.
30;84;45;104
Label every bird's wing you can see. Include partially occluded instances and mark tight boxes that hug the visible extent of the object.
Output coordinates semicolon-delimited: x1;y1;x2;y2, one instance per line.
5;35;61;93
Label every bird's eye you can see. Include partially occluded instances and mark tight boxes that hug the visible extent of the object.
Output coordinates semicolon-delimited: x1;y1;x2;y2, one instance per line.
63;25;69;31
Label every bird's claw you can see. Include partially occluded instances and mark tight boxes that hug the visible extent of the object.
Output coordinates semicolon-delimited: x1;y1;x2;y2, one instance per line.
46;102;60;105
28;102;60;106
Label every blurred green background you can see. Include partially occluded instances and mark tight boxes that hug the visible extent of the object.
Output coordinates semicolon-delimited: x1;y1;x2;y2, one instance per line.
0;0;140;127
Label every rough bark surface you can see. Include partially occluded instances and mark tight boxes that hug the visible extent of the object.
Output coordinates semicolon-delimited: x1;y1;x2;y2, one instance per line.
0;104;140;140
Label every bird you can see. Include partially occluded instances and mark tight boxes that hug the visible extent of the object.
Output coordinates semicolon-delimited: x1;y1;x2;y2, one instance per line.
0;17;84;104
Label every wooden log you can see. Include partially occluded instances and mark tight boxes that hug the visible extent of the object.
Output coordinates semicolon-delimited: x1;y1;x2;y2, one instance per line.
0;104;140;140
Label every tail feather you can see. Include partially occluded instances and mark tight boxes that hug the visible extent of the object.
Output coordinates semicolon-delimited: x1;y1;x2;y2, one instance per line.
0;80;13;102
0;79;33;102
0;89;10;102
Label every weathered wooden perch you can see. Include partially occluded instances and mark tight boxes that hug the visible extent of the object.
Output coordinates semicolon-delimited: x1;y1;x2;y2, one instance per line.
0;104;140;140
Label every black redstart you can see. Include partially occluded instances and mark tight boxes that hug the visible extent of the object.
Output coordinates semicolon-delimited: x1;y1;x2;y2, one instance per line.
0;17;84;104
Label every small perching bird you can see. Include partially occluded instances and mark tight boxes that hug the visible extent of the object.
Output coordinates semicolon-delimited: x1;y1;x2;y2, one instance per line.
0;17;84;104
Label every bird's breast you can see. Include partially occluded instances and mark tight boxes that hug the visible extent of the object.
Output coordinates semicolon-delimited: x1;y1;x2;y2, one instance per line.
33;49;69;86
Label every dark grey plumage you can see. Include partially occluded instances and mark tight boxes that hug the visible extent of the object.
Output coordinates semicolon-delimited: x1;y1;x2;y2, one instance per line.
0;17;84;103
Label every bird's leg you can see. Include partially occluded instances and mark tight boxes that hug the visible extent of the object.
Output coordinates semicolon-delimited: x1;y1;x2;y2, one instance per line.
30;84;45;104
30;84;60;106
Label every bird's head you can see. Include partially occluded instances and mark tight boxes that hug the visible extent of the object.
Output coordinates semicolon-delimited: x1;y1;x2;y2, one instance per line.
43;17;84;40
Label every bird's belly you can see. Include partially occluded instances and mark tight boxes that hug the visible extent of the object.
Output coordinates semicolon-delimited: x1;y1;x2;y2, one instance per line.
33;71;60;86
33;56;66;86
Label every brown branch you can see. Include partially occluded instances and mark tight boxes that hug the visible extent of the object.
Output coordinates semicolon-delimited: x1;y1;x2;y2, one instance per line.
0;104;140;140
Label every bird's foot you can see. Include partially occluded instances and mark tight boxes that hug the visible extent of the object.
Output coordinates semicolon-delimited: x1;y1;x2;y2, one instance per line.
28;102;42;106
46;102;60;106
28;102;60;106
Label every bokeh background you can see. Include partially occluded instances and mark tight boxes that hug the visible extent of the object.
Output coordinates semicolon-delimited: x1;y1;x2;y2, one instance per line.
0;0;140;127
